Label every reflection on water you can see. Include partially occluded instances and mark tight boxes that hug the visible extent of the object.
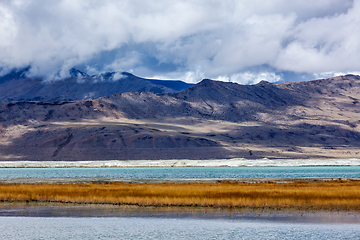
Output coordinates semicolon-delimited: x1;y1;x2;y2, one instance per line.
0;216;359;239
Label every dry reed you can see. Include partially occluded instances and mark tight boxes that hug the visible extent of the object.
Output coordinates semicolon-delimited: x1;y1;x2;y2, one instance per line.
0;180;359;211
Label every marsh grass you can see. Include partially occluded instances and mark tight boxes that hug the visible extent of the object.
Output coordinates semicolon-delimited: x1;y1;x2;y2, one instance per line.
0;180;359;211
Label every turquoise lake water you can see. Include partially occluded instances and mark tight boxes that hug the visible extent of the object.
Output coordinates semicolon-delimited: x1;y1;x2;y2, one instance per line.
0;166;359;179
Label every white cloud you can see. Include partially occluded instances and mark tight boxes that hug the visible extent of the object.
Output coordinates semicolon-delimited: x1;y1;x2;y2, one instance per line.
275;0;360;73
314;71;360;80
112;72;126;81
0;0;358;84
150;70;205;84
217;72;281;85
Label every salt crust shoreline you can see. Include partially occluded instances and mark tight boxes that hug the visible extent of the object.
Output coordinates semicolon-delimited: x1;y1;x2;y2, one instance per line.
0;158;360;168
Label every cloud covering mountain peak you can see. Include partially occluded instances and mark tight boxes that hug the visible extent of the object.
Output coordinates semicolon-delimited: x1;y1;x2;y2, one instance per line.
0;0;359;84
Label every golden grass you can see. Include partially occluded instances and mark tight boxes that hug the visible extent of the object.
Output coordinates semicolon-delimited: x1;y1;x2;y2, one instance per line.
1;180;359;211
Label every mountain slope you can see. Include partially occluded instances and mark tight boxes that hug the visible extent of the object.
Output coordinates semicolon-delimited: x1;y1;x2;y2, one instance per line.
1;75;360;161
0;69;194;102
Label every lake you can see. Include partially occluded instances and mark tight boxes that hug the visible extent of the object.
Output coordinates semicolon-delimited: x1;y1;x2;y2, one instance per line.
0;166;359;180
1;216;359;239
1;163;359;239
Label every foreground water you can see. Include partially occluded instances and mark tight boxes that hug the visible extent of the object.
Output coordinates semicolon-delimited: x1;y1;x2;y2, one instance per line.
1;216;359;239
0;166;359;180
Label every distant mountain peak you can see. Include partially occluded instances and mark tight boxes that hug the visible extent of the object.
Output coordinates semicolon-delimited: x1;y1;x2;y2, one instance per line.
0;68;194;102
256;80;272;85
68;69;134;81
121;72;135;77
196;78;218;86
199;78;214;83
69;68;88;78
0;66;31;83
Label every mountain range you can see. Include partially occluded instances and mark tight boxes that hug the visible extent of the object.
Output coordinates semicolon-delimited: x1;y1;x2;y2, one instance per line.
0;68;193;101
0;71;360;161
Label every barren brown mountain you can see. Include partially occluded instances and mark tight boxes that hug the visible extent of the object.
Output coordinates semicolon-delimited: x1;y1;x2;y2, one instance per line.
1;75;360;161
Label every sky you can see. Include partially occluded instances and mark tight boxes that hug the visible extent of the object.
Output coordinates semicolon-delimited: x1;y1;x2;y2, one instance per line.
0;0;360;84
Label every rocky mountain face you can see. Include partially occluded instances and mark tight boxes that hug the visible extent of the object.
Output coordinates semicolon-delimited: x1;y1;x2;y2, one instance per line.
0;68;193;102
1;74;360;161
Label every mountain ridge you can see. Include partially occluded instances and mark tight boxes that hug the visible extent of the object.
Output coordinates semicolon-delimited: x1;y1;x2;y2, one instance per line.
0;68;194;102
1;74;360;161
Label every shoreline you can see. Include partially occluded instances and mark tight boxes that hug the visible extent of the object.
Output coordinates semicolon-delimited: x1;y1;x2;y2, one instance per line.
1;180;359;222
1;158;360;168
1;180;359;212
1;162;359;220
1;177;360;184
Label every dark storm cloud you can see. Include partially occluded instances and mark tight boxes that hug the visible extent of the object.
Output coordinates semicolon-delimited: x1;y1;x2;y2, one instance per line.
0;0;358;83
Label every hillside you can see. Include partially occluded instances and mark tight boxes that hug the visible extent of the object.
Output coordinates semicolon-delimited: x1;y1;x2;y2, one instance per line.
0;68;193;102
1;75;360;161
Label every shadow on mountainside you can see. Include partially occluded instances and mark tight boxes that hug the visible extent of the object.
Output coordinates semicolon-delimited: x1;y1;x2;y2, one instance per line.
216;122;360;148
2;76;360;160
1;119;359;161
